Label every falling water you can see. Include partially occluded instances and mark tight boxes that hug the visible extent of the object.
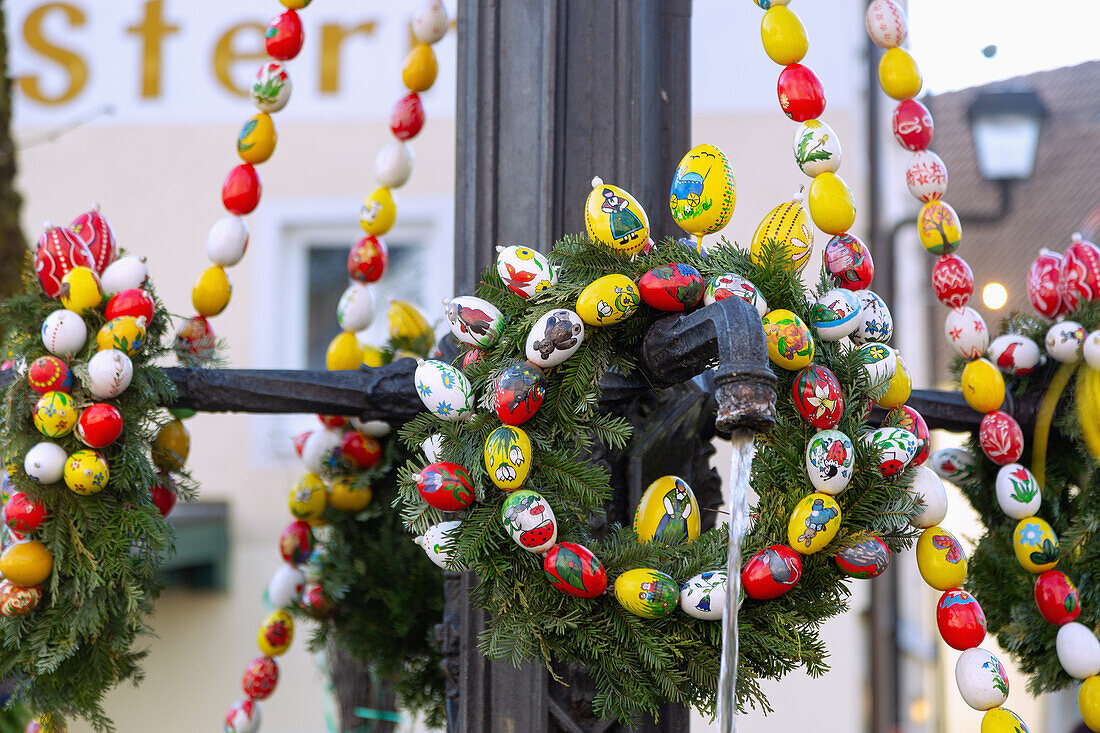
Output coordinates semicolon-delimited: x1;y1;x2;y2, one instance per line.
717;429;755;733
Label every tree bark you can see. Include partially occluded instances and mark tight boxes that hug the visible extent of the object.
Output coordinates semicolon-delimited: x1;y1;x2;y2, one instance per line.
328;643;400;733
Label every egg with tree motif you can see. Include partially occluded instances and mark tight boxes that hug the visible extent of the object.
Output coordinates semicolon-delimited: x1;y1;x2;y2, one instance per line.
225;699;262;733
862;427;918;477
944;306;988;360
0;580;41;618
525;309;585;368
1013;517;1059;573
41;309;86;357
804;429;854;495
906;149;948;202
931;254;973;308
633;475;700;545
415;520;462;569
614;568;679;619
576;274;640;326
929;447;977;485
1028;249;1064;318
883;404;930;464
542;541;606;598
835;534;891;579
742;544;802;599
704;273;768;317
443;296;503;347
825;233;874;290
792;120;841;178
777;63;825;121
257;610;294;656
69;207;117;274
669;144;736;237
908;465;948;528
915;526;967;591
762;309;814;370
415;461;475;512
792;365;844;429
810;288;860;341
850;290;893;344
1046;320;1087;363
680;570;728;620
980;410;1024;466
584;180;650;255
1034;571;1080;626
787;493;842;554
751;192;813;273
415;359;474;421
937;589;987;651
918;200;961;255
483;425;532;491
500;490;557;553
494;363;545;426
638;263;704;312
955;648;1009;711
495;245;556;299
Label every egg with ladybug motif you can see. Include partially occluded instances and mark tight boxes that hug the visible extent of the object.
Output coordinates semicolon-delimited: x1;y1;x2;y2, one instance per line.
836;534;891;579
916;526;968;591
27;356;72;395
680;570;728;620
906;150;949;203
804;429;854;495
348;236;388;283
638;263;704;312
265;8;303;61
614;568;679;619
495;245;556;299
483;425;532;491
225;699;262;733
892;98;934;151
34;225;95;299
704;273;768;317
280;520;314;564
777;63;826;122
944;306;988;360
825;233;875;290
500;490;558;553
69;207;117;274
1028;249;1065;318
742;544;802;599
257;610;294;657
584;180;650;256
415;461;475;512
787;493;842;554
415;359;474;421
494;363;546;425
810;288;860;341
937;589;987;651
443;296;503;348
883;404;930;465
862;427;918;477
792;365;844;429
75;404;123;448
543;541;607;598
1034;570;1080;625
931;254;973;308
980;411;1025;465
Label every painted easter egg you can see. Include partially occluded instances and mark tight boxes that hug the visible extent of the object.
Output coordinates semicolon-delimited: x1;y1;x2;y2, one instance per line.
415;461;475;512
0;541;53;586
862;427;918;478
893;98;934;151
69;207;117;274
865;0;907;47
402;43;438;92
415;359;474;421
879;47;922;100
326;331;362;371
937;589;987;651
850;290;893;344
0;580;41;618
268;564;305;609
225;699;262;733
250;62;292;113
525;309;585;368
444;296;503;347
501;490;558;553
876;354;911;409
752;0;791;6
543;541;606;598
750;193;813;273
908;464;948;529
669;144;736;237
639;263;704;312
1046;320;1087;362
265;8;303;60
496;245;556;299
792;365;844;429
915;526;968;591
1085;330;1100;369
192;265;232;317
761;5;807;65
484;425;532;491
805;429;854;495
883;404;930;464
150;477;177;518
1060;234;1100;311
961;358;1005;414
242;656;279;701
944;306;988;360
86;349;133;399
40;309;87;357
680;570;728;621
929;447;977;485
347;235;387;283
1057;621;1100;679
23;442;67;485
787;493;842;554
761;309;814;370
906;149;949;203
792;119;841;178
584;180;650;256
856;342;897;397
421;434;443;463
99;254;148;297
153;419;190;472
415;520;462;569
980;410;1024;466
811;288;861;341
494;363;545;426
341;431;381;469
75;404;123;449
96;316;147;355
577;274;640;326
105;288;155;324
222;163;261;215
237;112;277;165
1083;679;1100;733
955;648;1009;711
825;233;875;290
391;92;425;143
206;215;249;267
4;493;46;536
175;316;217;365
63;449;108;495
980;708;1031;733
742;544;802;600
327;476;372;512
1013;517;1059;573
704;273;768;317
257;610;294;657
374;142;413;190
58;267;102;314
413;0;449;44
918;200;962;255
300;584;335;620
931;254;973;308
336;282;375;332
27;356;72;395
835;534;891;579
614;568;679;619
633;475;700;545
1035;570;1080;626
288;474;327;522
807;171;856;236
777;63;825;122
1028;249;1064;318
34;225;95;299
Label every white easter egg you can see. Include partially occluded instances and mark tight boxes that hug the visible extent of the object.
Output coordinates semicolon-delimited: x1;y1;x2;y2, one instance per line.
526;309;585;368
443;295;504;348
909;464;948;528
792;120;842;178
995;463;1041;520
804;429;855;495
905;150;949;203
856;342;897;397
944;306;989;360
811;288;861;341
1085;331;1100;370
495;245;557;299
704;273;768;317
954;648;1009;711
225;699;262;733
422;433;443;462
23;441;68;484
865;0;908;48
350;418;390;437
1046;321;1087;363
336;282;376;332
99;255;148;297
415;520;462;568
40;310;87;357
375;141;414;189
415;359;474;420
987;334;1041;376
1057;622;1100;679
929;447;977;485
861;426;918;477
850;290;893;344
679;570;728;620
267;564;305;609
412;0;449;44
205;216;249;267
301;429;341;475
86;349;134;399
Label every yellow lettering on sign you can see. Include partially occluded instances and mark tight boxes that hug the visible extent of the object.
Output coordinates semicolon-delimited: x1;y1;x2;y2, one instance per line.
213;22;267;97
319;20;378;94
125;0;181;99
18;3;88;105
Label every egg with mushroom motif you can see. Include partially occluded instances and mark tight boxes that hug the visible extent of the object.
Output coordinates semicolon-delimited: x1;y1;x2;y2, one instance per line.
704;273;768;317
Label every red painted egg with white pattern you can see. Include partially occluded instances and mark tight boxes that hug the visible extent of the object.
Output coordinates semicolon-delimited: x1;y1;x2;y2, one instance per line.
35;226;95;299
391;92;425;140
944;306;988;360
69;208;117;274
906;150;948;202
242;656;279;700
892;99;934;151
1059;234;1100;312
791;365;844;429
931;254;973;308
1028;248;1064;319
980;410;1024;466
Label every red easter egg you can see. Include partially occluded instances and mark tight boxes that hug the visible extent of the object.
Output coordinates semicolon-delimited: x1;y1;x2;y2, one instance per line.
638;263;704;312
75;403;123;448
35;226;95;299
1034;570;1081;625
979;410;1024;466
543;541;607;598
791;364;844;429
742;544;803;600
1059;234;1100;312
777;64;826;122
27;356;72;395
105;288;155;324
280;520;314;564
317;415;347;429
69;208;118;274
300;584;336;619
494;363;546;426
222;164;262;215
391;92;425;140
150;478;177;518
461;348;484;370
930;254;974;308
265;9;304;61
174;315;217;365
341;431;382;469
415;461;475;512
936;589;987;651
882;404;930;465
892;98;934;151
1028;249;1065;319
293;431;311;458
347;236;388;283
242;656;279;700
825;234;875;290
835;535;890;579
3;492;47;535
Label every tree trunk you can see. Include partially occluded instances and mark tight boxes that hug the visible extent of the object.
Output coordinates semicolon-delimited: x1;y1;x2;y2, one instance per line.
328;643;400;733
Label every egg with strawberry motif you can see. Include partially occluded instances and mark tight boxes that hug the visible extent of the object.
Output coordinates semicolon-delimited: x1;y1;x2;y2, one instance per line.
810;288;860;341
500;490;558;553
792;365;844;429
638;263;704;312
1028;249;1064;318
989;334;1041;376
495;245;556;299
944;307;988;360
704;273;768;317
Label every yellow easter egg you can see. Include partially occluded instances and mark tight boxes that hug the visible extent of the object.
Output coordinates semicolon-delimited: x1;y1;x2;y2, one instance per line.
808;172;857;235
981;707;1032;733
237;112;277;165
328;476;372;512
1079;677;1100;732
633;476;700;544
669;144;736;237
63;449;109;495
96;316;147;355
585;180;650;255
762;309;814;370
915;526;968;590
60;266;103;314
876;355;911;409
1013;517;1059;573
484;425;531;491
191;265;232;317
359;186;397;236
962;357;1006;413
761;6;808;65
362;344;386;367
153;419;190;471
918;200;962;254
787;492;842;554
258;609;294;656
879;47;923;100
33;390;77;438
613;568;679;619
327;331;363;371
394;348;420;361
279;0;311;8
0;541;53;586
289;473;327;522
576;274;640;326
402;44;438;92
750;193;814;272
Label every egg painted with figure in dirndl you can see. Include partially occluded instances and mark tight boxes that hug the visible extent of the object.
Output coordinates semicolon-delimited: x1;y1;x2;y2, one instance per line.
543;541;606;598
811;288;861;341
792;365;844;429
496;245;556;299
633;475;700;545
500;490;558;553
494;363;546;425
444;295;503;348
805;429;854;495
836;535;890;579
525;309;585;368
584;181;650;256
704;273;768;317
415;359;474;421
614;568;679;619
680;570;728;620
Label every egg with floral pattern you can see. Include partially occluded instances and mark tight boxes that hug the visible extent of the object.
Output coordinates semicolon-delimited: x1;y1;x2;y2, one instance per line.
861;427;918;477
1013;517;1059;573
242;656;279;700
416;461;475;512
762;309;814;370
33;391;77;438
980;410;1024;466
906;149;949;202
495;245;556;299
792;365;844;429
0;580;41;618
703;273;768;317
483;425;532;491
995;463;1041;520
855;342;897;397
850;290;893;344
944;306;988;360
638;263;704;312
543;541;607;598
225;699;262;733
96;316;147;356
250;62;292;113
955;647;1009;711
63;449;109;495
415;520;462;569
928;447;976;485
415;359;474;421
882;404;930;465
1028;249;1065;319
680;570;728;620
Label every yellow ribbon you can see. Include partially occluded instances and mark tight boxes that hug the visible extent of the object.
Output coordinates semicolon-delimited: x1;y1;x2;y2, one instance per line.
1032;361;1078;488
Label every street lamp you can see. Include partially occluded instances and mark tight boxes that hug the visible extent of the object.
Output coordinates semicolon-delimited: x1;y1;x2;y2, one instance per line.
964;89;1048;221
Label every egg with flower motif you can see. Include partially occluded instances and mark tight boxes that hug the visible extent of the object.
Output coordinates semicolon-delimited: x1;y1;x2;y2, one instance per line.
916;526;968;591
762;309;814;370
993;462;1041;521
937;589;986;651
638;263;704;312
931;253;973;308
908;465;948;528
614;568;679;619
525;309;585;368
1028;249;1064;318
86;349;132;399
443;296;503;347
69;207;117;274
980;411;1024;465
850;290;892;344
680;570;728;620
944;306;988;360
929;447;977;485
40;309;86;357
34;225;95;299
0;580;41;618
267;564;305;609
336;282;375;333
1013;517;1059;573
495;245;556;299
460;348;482;370
584;180;650;256
856;342;897;397
804;429;854;495
242;656;279;701
862;427;918;477
250;61;291;113
415;461;475;512
225;699;262;733
413;0;448;43
257;609;294;656
495;363;545;426
742;544;802;599
876;354;912;409
1034;570;1080;625
484;425;531;491
792;365;844;429
27;356;72;395
811;288;860;341
64;449;109;495
669;144;736;236
576;274;640;326
1060;233;1100;311
96;316;147;355
288;474;327;522
906;150;948;203
825;233;875;290
32;391;76;438
414;520;462;569
633;476;700;545
787;493;842;554
892;98;933;151
704;273;768;317
884;404;930;464
955;648;1009;711
751;192;813;273
1046;320;1086;362
543;541;607;598
981;708;1031;733
866;0;907;47
917;200;961;255
415;359;474;421
501;490;557;553
836;534;891;579
792;120;841;178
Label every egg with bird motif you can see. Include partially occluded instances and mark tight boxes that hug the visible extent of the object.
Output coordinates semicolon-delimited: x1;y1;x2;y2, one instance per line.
633;475;700;545
525;309;584;368
805;429;854;495
704;273;768;317
835;534;891;579
916;526;968;591
415;520;462;569
669;144;736;237
484;426;531;491
415;461;475;512
680;570;728;620
614;568;679;619
495;245;556;299
742;544;802;599
500;490;558;553
584;179;650;255
415;359;474;421
443;296;503;348
762;309;814;370
787;493;842;554
1046;320;1086;363
543;541;606;598
576;274;640;326
494;363;546;426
